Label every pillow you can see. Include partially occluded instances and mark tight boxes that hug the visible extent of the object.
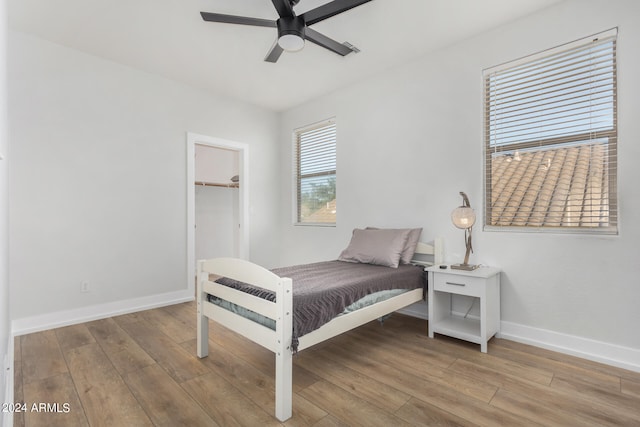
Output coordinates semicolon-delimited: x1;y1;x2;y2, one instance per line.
400;228;423;264
338;228;411;268
366;227;423;264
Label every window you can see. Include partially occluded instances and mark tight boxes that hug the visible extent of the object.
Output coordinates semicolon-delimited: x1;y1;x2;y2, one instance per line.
294;119;336;225
484;29;617;234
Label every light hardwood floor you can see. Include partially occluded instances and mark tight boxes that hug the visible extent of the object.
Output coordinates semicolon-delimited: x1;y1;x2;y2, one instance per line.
13;301;640;426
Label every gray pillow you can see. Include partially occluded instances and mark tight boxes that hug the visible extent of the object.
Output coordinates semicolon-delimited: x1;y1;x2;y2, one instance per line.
400;228;423;264
365;227;423;264
338;228;411;268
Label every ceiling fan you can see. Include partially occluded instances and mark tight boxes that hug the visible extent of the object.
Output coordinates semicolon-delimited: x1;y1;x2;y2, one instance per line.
200;0;372;63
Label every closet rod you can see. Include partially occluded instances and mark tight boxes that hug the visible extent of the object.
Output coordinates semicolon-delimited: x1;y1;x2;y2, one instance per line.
195;181;239;188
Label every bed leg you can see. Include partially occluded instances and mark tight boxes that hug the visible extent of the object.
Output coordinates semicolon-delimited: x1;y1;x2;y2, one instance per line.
197;308;208;358
196;260;209;358
275;277;293;421
275;346;292;421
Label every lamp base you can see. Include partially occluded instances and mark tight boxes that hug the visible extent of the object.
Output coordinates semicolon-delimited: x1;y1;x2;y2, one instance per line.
450;263;480;271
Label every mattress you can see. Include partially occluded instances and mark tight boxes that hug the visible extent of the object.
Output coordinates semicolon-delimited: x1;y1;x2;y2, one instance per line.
208;288;410;331
207;260;426;351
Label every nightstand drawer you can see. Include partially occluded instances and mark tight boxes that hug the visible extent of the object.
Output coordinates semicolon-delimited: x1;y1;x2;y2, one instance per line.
433;273;485;297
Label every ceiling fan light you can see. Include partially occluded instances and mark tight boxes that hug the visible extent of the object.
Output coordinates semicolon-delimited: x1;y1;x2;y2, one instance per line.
278;34;305;52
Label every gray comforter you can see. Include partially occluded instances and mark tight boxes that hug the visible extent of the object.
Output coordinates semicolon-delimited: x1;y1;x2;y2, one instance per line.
216;260;425;351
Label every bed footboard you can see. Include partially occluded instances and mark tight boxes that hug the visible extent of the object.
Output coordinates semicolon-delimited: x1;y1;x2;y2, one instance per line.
196;258;294;421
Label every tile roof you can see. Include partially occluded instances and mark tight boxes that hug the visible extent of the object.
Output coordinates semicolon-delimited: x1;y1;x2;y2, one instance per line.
488;143;611;228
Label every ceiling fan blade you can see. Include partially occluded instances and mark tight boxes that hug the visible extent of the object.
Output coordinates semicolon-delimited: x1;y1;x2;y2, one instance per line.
200;12;276;28
264;41;285;63
300;0;372;26
305;28;354;56
271;0;295;18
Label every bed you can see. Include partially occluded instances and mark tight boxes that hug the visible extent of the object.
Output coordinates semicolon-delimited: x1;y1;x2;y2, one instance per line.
196;229;443;421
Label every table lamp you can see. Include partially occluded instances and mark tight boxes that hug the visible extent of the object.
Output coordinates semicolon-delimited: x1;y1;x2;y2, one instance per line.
451;192;479;270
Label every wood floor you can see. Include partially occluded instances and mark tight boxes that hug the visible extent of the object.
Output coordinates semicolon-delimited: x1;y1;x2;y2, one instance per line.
13;301;640;427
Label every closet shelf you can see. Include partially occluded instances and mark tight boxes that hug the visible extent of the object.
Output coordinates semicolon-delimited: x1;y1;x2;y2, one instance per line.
195;181;239;188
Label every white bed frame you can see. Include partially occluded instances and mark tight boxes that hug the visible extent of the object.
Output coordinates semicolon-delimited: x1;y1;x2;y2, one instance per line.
196;238;443;421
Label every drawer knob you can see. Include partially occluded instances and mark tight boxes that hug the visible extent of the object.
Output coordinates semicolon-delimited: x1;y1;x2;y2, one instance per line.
445;281;466;286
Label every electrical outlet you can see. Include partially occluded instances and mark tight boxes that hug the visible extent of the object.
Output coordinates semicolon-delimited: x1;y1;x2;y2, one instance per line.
80;281;89;293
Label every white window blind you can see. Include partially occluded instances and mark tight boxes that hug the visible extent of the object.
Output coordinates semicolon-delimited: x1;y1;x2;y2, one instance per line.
294;119;336;225
484;29;617;234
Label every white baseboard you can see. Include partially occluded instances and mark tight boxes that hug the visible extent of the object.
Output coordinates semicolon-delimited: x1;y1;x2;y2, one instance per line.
12;290;194;337
10;292;639;375
499;320;640;373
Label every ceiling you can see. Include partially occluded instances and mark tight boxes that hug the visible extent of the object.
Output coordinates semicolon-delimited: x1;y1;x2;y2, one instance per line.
8;0;562;111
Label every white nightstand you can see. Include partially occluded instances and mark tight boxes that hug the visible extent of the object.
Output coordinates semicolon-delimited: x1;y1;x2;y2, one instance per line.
426;265;501;353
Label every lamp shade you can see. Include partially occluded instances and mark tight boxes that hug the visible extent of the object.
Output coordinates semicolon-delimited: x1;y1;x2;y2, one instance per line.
451;206;476;229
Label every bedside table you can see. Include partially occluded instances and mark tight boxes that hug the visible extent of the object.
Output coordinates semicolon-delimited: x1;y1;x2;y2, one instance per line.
426;265;501;353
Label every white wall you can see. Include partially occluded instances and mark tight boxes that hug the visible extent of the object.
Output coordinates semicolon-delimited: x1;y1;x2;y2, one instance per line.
279;0;640;366
195;185;239;259
8;31;281;324
195;145;240;260
195;144;239;185
0;0;11;423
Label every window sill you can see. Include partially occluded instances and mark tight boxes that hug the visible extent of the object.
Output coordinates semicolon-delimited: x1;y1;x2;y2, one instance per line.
483;225;618;236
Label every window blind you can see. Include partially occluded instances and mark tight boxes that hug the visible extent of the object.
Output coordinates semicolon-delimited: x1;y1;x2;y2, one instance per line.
294;119;336;225
484;29;617;233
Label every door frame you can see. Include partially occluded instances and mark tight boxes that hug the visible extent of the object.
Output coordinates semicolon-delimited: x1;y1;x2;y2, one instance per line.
186;132;249;294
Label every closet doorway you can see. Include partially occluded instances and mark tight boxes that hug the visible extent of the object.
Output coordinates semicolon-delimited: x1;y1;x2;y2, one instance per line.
186;133;249;294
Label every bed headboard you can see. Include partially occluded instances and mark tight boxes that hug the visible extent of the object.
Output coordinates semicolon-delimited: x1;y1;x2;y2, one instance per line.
412;237;444;267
